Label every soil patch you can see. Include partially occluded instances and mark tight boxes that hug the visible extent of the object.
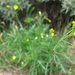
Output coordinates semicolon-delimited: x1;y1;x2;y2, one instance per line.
0;68;28;75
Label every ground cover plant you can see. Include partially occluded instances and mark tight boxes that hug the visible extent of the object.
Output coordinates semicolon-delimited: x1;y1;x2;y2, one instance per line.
0;11;75;75
0;0;29;21
0;0;75;75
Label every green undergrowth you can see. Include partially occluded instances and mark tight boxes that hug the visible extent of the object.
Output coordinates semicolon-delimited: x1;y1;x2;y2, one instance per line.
0;13;75;75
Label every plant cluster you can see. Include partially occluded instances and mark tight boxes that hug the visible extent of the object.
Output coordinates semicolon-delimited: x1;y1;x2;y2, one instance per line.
34;0;61;2
32;0;75;16
0;0;75;25
0;12;75;75
0;0;75;75
61;0;75;16
0;0;29;21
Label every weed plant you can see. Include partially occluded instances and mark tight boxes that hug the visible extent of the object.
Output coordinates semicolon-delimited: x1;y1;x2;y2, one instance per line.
0;12;75;75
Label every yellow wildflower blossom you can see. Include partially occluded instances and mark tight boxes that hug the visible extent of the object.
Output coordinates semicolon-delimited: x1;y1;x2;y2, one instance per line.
72;21;75;29
12;55;16;60
72;21;75;24
38;11;42;16
45;17;51;23
13;5;18;10
51;33;55;37
21;61;24;65
50;28;55;33
48;19;51;23
6;5;10;8
50;28;55;37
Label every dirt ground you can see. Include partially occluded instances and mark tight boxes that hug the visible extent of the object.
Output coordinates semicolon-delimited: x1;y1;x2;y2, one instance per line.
0;68;28;75
0;67;71;75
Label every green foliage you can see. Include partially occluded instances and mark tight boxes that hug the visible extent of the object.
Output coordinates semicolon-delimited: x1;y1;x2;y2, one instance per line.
36;0;49;2
0;12;75;75
24;4;35;24
0;0;75;22
31;0;75;16
24;16;34;24
61;0;75;16
0;0;29;21
34;0;60;2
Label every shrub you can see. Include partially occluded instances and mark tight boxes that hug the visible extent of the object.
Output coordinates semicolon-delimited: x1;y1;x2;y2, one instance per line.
0;0;74;22
0;0;29;21
0;12;75;75
31;0;75;16
33;0;61;2
61;0;75;16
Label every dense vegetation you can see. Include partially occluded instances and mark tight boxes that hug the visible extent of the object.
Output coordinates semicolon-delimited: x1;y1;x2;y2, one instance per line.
0;0;75;75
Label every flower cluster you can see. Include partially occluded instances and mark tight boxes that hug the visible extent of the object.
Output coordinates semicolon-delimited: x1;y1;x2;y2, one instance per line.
6;4;19;10
49;28;55;37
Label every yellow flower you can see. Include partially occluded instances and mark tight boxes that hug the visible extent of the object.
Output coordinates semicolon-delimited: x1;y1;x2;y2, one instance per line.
35;37;38;40
21;61;24;65
71;21;75;29
12;56;16;60
49;28;55;37
48;19;51;23
72;24;75;29
45;17;51;23
13;5;18;10
51;33;54;37
50;28;55;33
26;39;29;42
38;11;42;16
6;5;10;8
72;21;75;24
